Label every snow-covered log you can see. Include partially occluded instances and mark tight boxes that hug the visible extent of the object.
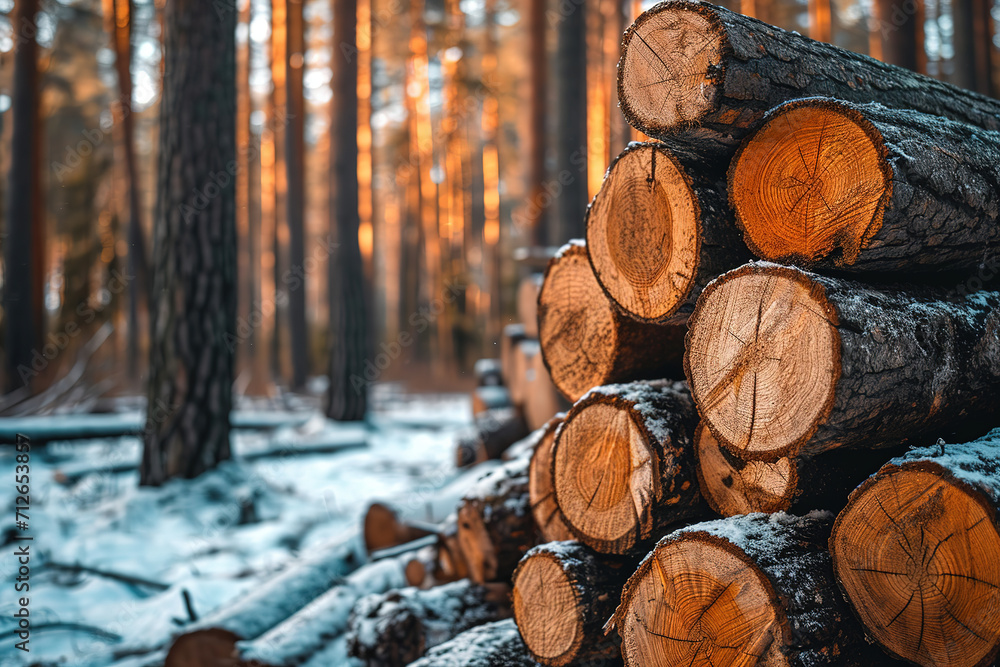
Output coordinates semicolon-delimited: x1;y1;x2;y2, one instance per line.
345;579;511;666
406;618;537;667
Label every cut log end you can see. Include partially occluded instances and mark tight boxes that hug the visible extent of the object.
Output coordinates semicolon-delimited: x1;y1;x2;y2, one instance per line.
618;5;725;136
512;552;584;666
730;99;892;267
528;420;575;543
538;243;619;401
831;464;1000;667
695;423;796;515
587;144;701;323
685;263;840;460
617;534;783;667
165;629;240;667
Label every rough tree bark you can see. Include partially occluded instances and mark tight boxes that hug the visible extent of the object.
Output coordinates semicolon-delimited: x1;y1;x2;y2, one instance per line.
831;428;1000;667
406;619;537;667
4;0;44;393
512;541;632;666
346;580;512;667
552;380;702;554
730;98;1000;272
456;457;536;584
141;0;237;485
586;143;749;324
538;240;685;401
684;262;1000;461
617;0;1000;155
610;512;892;666
327;0;368;420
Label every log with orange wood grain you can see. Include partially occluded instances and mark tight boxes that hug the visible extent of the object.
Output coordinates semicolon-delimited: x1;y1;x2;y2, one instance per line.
684;262;1000;462
830;429;1000;667
551;380;703;555
538;240;685;402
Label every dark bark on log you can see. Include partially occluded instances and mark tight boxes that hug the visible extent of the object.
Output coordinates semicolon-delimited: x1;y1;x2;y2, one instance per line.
346;580;512;667
730;98;1000;272
685;261;1000;460
456;457;536;584
552;380;703;554
539;240;686;401
618;0;1000;155
406;619;537;667
612;512;895;666
831;428;1000;667
142;0;236;484
473;358;503;387
586;144;751;325
513;541;632;666
454;407;530;468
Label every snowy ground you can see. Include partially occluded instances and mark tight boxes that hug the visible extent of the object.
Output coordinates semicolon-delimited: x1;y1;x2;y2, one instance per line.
0;385;473;666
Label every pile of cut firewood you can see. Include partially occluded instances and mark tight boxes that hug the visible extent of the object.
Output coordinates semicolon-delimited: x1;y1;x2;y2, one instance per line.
158;3;1000;666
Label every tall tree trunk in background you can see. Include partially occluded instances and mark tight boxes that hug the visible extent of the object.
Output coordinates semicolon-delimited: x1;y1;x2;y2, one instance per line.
106;0;151;381
871;0;924;72
808;0;831;42
556;0;588;242
235;0;252;391
327;0;368;420
270;0;289;385
527;0;548;247
952;0;993;94
286;0;309;389
4;0;44;393
141;0;236;485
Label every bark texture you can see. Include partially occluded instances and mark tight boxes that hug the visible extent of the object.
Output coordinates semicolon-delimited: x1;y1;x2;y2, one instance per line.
456;457;536;584
346;580;512;667
142;0;237;485
327;0;368;420
618;0;1000;155
406;619;537;667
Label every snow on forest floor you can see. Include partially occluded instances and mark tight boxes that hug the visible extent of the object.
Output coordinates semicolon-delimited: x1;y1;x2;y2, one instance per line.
0;385;473;667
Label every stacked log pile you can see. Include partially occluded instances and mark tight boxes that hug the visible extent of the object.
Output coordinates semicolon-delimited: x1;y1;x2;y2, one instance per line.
165;2;1000;665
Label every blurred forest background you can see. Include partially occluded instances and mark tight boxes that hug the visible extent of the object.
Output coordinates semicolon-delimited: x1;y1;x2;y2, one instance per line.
0;0;997;406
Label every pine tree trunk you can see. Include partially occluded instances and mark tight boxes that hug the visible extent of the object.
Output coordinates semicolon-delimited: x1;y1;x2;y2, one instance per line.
327;0;368;420
685;262;1000;461
286;0;309;389
4;0;43;393
611;512;891;666
618;1;1000;155
528;0;549;247
552;380;702;554
871;0;923;72
556;0;588;241
141;0;237;485
731;98;1000;272
586;143;749;325
831;428;1000;667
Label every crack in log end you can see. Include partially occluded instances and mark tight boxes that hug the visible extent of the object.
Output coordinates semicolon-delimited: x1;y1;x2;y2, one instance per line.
512;554;581;665
620;7;724;135
832;468;1000;666
685;265;839;460
695;423;796;516
618;537;782;667
588;144;701;323
555;403;647;552
730;100;891;267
